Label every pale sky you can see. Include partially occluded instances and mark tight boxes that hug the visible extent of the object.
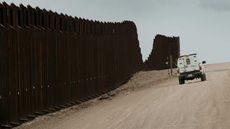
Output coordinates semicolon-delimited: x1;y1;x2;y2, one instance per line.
2;0;230;63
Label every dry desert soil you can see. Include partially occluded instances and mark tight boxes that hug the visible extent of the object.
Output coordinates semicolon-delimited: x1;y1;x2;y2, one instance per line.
15;62;230;129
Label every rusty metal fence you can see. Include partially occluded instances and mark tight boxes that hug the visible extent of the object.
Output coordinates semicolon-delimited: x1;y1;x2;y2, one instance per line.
0;2;143;127
144;34;180;70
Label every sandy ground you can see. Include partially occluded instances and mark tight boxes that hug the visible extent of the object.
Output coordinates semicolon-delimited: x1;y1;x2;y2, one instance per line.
15;62;230;129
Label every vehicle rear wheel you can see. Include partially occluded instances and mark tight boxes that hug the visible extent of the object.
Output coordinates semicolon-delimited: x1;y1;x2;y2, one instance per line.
179;78;185;85
201;74;206;81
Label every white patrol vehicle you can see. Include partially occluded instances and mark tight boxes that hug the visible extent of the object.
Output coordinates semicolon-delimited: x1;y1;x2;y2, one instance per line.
177;54;206;84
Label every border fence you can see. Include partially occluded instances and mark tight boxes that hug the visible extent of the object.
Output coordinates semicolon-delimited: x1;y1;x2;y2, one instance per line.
144;34;180;70
0;2;143;127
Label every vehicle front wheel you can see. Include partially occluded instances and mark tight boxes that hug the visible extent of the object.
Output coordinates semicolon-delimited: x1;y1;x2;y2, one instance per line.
201;74;206;81
179;78;185;85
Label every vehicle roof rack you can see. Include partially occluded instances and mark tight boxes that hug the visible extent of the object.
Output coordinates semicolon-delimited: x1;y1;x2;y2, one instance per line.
179;53;197;57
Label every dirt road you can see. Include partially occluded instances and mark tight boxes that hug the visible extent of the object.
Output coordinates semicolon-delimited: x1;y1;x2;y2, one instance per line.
16;62;230;129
